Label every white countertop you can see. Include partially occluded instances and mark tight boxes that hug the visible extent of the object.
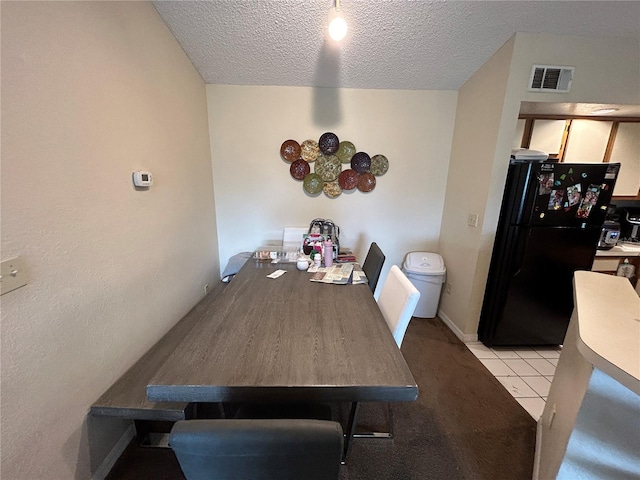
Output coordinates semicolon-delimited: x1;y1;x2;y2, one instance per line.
573;271;640;395
535;272;640;480
596;243;640;257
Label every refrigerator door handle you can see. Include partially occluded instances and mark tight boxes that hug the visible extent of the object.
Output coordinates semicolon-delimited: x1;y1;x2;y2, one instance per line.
512;229;529;277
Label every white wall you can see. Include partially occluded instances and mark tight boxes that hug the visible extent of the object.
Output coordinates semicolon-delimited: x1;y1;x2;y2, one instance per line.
1;2;218;478
439;33;640;338
207;85;458;291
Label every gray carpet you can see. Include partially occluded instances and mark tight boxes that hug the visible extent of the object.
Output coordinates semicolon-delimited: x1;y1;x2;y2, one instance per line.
106;317;536;480
339;317;536;479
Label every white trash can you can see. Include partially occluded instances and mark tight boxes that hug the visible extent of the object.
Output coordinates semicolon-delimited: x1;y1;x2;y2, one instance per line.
402;252;446;318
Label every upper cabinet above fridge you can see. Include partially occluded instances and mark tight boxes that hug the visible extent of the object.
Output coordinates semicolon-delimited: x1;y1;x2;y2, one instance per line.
514;102;640;199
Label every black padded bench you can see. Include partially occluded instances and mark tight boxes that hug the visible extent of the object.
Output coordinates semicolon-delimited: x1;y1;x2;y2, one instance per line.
90;282;227;422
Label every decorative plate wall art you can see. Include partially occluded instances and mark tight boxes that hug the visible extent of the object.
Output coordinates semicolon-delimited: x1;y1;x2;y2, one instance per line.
280;132;389;198
280;139;301;162
300;139;319;162
290;159;310;180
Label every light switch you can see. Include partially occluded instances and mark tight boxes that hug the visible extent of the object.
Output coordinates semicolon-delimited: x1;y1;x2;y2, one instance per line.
467;213;479;227
1;256;28;296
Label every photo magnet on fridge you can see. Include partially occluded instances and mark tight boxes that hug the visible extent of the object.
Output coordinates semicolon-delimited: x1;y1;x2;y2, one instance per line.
576;184;601;219
566;184;582;208
605;163;620;179
548;190;564;210
538;173;553;195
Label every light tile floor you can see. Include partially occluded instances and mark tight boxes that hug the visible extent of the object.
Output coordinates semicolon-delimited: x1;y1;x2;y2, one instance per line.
465;342;561;420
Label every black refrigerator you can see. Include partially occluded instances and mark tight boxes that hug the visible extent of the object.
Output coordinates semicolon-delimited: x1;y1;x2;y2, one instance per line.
478;160;620;347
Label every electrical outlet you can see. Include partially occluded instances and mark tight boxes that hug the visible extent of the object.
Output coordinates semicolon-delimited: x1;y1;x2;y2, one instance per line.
204;284;209;295
446;283;452;295
1;256;28;296
467;213;479;227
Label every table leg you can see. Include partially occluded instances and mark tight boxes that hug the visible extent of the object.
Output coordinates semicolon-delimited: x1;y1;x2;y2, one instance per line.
342;401;360;463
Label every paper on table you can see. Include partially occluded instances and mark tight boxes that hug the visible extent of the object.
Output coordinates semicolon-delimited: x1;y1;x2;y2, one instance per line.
267;270;287;279
350;263;369;285
309;264;354;284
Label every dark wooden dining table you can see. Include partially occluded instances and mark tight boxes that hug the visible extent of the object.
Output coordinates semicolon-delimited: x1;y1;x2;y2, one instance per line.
147;259;418;458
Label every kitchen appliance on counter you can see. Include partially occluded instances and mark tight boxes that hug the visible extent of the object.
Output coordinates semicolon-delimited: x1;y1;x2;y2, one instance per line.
598;221;621;249
597;205;621;250
478;160;620;347
620;207;640;243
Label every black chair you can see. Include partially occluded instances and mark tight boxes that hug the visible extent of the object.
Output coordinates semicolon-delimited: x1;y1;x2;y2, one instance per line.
169;418;344;480
362;242;385;293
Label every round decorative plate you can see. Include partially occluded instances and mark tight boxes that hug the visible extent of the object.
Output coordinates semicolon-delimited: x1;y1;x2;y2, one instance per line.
300;139;320;162
357;172;376;193
315;154;341;182
351;152;371;173
303;173;324;195
290;159;310;180
323;181;342;198
370;154;389;176
318;132;339;155
280;139;301;162
336;141;356;164
338;169;358;190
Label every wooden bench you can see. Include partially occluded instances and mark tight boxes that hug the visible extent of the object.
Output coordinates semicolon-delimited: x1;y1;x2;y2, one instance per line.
90;282;227;422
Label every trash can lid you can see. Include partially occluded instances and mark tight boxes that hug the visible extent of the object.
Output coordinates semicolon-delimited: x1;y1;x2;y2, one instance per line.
404;252;446;275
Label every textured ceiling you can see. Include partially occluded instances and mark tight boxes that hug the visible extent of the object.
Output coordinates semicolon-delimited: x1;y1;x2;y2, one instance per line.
152;1;640;91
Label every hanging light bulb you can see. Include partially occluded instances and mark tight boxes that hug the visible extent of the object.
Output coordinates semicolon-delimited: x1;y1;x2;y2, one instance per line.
328;0;347;42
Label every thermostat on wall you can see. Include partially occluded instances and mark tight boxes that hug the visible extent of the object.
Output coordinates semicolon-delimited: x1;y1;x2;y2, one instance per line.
132;171;153;187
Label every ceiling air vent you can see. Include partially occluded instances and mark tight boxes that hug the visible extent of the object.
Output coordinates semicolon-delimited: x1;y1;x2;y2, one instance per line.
528;65;574;93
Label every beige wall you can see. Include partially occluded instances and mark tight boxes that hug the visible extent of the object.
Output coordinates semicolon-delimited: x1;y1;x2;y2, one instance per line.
3;5;638;476
439;33;640;338
1;2;218;479
437;37;515;338
207;85;458;290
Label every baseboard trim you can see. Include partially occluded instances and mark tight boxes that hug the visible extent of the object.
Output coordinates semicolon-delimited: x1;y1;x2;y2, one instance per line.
437;310;478;343
92;423;136;480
